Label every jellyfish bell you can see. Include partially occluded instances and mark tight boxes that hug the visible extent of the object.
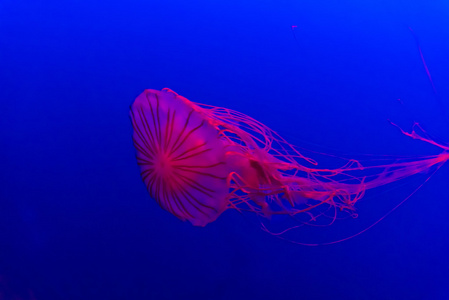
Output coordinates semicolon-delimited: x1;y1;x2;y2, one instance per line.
130;88;449;237
130;88;230;226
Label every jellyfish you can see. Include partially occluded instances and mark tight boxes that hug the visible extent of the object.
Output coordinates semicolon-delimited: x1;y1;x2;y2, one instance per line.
130;88;449;232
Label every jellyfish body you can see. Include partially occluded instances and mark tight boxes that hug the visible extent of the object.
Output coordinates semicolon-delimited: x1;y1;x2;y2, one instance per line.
130;88;449;228
130;88;230;226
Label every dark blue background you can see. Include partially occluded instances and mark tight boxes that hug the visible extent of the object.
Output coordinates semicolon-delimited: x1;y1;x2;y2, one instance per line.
1;1;449;299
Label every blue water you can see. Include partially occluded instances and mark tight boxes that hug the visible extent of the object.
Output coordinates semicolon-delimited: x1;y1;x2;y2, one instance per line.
1;1;449;299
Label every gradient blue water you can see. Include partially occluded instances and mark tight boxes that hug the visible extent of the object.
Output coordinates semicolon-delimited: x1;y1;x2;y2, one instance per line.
1;1;449;299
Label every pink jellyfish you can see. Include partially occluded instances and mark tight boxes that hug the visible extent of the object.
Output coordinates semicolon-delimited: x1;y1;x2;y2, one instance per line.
130;88;449;232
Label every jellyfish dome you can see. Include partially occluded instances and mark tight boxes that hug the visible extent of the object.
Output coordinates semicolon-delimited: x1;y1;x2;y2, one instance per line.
130;88;449;230
130;88;230;226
